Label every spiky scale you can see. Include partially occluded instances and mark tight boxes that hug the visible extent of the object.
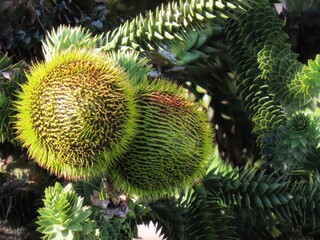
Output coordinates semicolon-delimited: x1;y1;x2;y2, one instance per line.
164;31;175;40
15;50;137;180
42;25;97;61
112;80;214;199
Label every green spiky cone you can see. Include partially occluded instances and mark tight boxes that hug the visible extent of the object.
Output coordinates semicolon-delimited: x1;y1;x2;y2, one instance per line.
14;49;137;180
112;80;214;199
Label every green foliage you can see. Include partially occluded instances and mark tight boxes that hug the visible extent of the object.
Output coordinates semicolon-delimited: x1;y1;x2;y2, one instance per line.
4;0;320;239
156;166;320;239
204;168;320;230
225;2;320;175
36;182;95;240
89;213;120;240
98;0;251;53
289;55;320;109
38;0;249;69
144;200;186;240
225;18;286;143
237;4;320;110
90;210;137;240
161;24;226;66
74;176;150;240
42;25;98;61
263;111;320;172
38;178;137;240
184;187;237;239
228;3;320;113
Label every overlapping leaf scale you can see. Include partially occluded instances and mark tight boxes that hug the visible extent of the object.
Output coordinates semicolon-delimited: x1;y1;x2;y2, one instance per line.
107;50;151;85
97;0;252;53
204;168;320;229
143;185;237;240
225;19;285;142
289;55;320;109
36;182;95;239
42;25;97;61
266;112;320;172
257;39;302;108
184;188;237;240
237;4;320;110
238;6;285;55
91;213;119;240
41;1;253;69
143;201;186;240
160;23;225;66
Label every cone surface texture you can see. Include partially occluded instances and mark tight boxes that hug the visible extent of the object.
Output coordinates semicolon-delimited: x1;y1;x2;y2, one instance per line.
114;81;213;198
15;50;137;180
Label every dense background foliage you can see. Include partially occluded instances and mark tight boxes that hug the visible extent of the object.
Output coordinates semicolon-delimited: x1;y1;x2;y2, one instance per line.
2;0;320;239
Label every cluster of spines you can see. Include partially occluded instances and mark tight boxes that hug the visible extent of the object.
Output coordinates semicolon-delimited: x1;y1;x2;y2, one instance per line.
14;46;214;198
15;50;137;180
